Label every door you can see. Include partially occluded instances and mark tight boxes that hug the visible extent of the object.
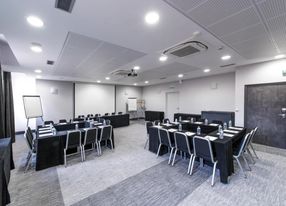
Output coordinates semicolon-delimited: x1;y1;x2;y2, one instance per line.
166;92;179;121
245;83;286;149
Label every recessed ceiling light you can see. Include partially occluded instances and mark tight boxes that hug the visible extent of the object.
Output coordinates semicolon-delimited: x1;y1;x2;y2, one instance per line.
30;43;42;53
27;16;44;28
145;81;149;84
133;83;137;86
97;80;101;83
133;66;140;70
204;68;211;73
221;55;231;60
159;55;168;62
105;77;110;80
275;54;285;59
36;75;42;79
145;11;160;25
178;74;184;78
34;69;42;73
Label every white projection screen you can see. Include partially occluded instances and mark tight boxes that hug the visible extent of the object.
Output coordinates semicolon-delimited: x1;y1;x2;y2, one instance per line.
128;98;137;111
22;95;43;119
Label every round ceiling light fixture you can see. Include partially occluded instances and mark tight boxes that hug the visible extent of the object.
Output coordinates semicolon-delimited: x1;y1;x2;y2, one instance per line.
145;11;160;25
27;15;44;28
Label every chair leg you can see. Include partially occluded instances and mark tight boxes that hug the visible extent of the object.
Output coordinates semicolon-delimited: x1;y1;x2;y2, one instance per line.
190;156;196;176
187;154;193;174
98;141;102;155
235;157;247;178
80;146;84;162
82;146;85;161
144;138;149;149
242;154;251;171
171;149;178;166
24;154;32;173
96;142;100;156
109;138;114;151
246;148;255;164
211;162;218;186
250;143;259;159
64;149;67;167
168;147;174;165
156;144;162;157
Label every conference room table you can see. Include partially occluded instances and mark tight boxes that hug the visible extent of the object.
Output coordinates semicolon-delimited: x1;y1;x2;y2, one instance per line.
100;114;130;128
36;121;115;171
148;122;246;184
145;111;165;122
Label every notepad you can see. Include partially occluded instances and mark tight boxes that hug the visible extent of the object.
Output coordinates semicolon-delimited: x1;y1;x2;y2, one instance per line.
168;129;177;132
38;128;51;132
39;130;52;134
194;122;203;124
181;120;190;123
205;136;218;141
228;127;243;131
153;125;163;128
39;133;53;137
209;123;219;126
224;129;239;134
163;124;173;127
185;132;195;136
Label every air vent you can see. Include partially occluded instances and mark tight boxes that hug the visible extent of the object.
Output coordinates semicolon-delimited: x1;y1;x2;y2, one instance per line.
160;77;167;80
47;60;55;65
55;0;76;13
163;41;208;57
110;69;137;77
220;63;236;68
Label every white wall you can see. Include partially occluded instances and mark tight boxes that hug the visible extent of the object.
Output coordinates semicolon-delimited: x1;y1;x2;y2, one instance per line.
115;85;143;113
143;72;235;115
12;73;36;131
235;59;286;126
36;79;74;123
75;83;115;116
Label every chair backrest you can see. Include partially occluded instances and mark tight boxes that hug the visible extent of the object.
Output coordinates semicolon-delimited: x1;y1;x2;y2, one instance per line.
95;114;99;117
158;128;172;147
212;120;223;125
78;115;84;118
236;133;251;157
24;128;33;150
84;128;98;145
146;121;153;135
111;112;116;115
174;132;191;154
154;120;160;125
66;130;81;149
99;125;112;142
44;120;54;125
105;119;111;125
193;136;215;163
163;118;170;123
118;112;123;115
59;119;67;123
104;113;109;116
250;127;258;142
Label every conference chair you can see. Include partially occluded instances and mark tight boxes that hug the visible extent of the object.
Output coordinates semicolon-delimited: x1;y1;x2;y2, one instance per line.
82;128;99;160
157;128;175;165
154;120;160;126
97;125;113;155
211;120;223;125
78;115;85;119
104;113;109;116
111;112;116;115
248;127;259;159
59;119;67;123
144;121;153;149
172;132;194;174
44;120;54;125
24;127;35;172
95;114;99;117
87;114;94;118
118;112;123;115
190;136;218;186
232;133;252;178
64;130;83;167
163;118;170;124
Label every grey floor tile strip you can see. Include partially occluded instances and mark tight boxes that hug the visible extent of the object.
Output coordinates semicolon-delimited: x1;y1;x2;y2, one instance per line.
72;160;210;206
254;143;286;157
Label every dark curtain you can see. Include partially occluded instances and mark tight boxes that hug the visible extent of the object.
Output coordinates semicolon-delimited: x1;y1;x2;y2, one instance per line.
0;64;5;139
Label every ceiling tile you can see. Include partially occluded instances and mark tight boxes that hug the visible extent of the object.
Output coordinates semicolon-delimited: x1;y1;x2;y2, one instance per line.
165;0;205;12
258;0;286;20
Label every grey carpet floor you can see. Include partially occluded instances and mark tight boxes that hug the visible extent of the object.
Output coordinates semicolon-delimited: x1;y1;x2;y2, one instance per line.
7;121;286;206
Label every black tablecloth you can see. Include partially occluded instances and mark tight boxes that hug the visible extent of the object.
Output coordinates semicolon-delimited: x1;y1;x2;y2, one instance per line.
36;126;115;171
145;111;164;122
101;114;129;128
0;138;12;206
148;124;246;184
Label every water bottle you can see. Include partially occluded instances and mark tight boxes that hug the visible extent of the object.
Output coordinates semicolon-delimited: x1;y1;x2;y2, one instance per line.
179;116;182;122
228;120;232;128
179;124;182;131
223;122;227;130
218;125;222;133
175;118;178;123
167;120;169;124
197;126;201;135
219;130;224;139
75;123;79;130
204;119;208;125
103;120;106;125
191;118;194;123
52;127;56;135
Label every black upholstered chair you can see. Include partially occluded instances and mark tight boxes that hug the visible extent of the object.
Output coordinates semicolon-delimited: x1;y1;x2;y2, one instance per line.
78;115;85;119
172;132;194;174
163;118;170;124
44;120;54;125
104;113;109;116
64;130;83;167
248;127;259;159
82;128;99;159
98;125;113;155
154;120;160;126
190;136;218;186
118;112;123;115
144;121;153;149
157;128;175;165
111;112;116;115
